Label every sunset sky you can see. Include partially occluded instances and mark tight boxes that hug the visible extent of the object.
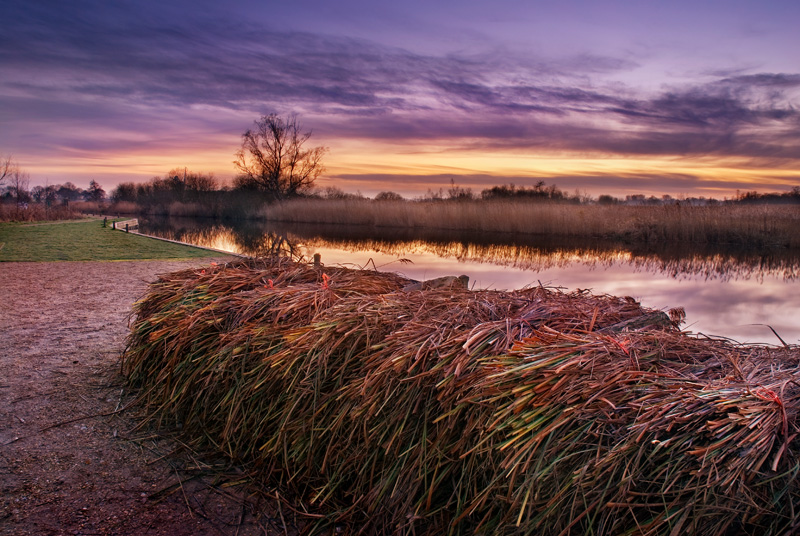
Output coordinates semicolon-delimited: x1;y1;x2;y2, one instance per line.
2;0;799;198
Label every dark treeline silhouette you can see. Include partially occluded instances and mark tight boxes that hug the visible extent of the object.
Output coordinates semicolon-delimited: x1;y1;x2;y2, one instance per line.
735;187;800;205
108;172;800;221
409;179;580;203
109;177;587;219
110;169;272;219
112;169;216;205
1;157;107;220
480;181;576;202
1;180;105;206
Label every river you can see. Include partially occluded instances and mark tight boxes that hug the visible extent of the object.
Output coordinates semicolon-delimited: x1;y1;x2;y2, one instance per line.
138;217;800;345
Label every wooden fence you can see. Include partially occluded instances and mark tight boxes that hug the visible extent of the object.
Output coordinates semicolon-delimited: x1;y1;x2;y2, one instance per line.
112;218;138;232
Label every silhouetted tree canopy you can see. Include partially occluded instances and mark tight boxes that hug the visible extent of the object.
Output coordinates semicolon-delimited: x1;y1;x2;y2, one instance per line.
374;191;404;201
234;114;327;199
57;182;82;202
480;182;569;202
86;180;105;202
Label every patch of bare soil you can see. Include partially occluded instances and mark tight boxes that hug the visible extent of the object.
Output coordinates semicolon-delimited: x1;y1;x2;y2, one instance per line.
0;260;297;536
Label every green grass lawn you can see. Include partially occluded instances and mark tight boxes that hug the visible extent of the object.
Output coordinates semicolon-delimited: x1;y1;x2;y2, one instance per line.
0;219;220;262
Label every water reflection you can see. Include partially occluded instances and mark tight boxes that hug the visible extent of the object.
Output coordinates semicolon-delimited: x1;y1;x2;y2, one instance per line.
302;236;800;283
139;217;800;344
142;217;800;282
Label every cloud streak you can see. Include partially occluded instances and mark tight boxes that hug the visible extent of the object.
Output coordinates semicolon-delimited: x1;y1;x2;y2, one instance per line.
2;0;799;192
329;171;799;199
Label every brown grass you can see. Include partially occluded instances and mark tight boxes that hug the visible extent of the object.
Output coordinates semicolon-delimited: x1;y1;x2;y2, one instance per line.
260;199;800;247
107;200;140;215
0;203;82;222
122;259;800;535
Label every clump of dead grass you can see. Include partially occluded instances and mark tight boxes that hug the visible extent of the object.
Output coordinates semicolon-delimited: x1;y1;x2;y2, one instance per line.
123;258;800;535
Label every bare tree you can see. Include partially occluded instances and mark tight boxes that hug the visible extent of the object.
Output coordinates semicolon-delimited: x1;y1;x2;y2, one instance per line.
6;160;30;204
1;155;17;188
233;114;327;198
166;168;217;193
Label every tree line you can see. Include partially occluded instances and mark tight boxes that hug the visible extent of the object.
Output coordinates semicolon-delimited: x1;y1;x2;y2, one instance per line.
5;112;800;222
1;156;106;206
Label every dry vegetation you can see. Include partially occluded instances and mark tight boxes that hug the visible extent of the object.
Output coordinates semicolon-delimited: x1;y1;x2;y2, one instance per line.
123;259;800;535
0;201;109;222
259;199;800;247
0;203;78;222
263;200;800;248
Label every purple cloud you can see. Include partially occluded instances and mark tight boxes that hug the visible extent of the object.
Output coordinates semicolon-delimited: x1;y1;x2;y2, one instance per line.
2;0;799;191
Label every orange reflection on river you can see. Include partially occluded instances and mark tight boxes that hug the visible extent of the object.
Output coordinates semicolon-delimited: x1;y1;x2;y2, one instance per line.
139;218;800;345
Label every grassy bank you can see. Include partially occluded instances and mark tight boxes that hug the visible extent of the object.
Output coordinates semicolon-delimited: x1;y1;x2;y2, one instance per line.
0;219;218;262
124;259;800;535
258;199;800;248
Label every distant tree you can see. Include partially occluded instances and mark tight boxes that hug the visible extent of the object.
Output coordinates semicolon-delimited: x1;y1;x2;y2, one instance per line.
0;156;30;204
0;155;16;187
170;168;216;194
31;184;57;206
597;194;619;205
111;182;137;203
447;179;473;201
30;185;45;203
86;180;106;202
420;188;445;201
320;186;348;199
374;191;404;201
481;182;567;201
56;182;83;203
7;162;30;204
234;114;327;199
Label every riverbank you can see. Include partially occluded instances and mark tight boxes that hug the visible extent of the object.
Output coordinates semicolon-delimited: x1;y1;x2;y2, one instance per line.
0;219;214;262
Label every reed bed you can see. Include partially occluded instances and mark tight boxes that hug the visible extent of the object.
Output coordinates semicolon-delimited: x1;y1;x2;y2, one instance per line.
123;258;800;535
260;199;800;248
0;202;81;222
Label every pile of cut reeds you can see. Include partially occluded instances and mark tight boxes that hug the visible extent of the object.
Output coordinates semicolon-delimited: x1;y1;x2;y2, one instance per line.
123;258;800;535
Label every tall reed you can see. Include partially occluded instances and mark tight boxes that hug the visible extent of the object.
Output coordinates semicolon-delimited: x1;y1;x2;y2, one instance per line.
259;199;800;247
0;203;81;222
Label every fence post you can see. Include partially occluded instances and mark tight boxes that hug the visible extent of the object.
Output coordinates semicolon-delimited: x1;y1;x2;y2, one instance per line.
125;223;129;233
314;253;321;269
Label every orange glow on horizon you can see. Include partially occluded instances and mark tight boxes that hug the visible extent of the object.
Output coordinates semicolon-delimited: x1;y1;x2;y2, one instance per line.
22;135;799;199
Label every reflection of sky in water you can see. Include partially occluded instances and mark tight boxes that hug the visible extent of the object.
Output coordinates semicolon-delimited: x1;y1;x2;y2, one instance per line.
139;221;800;346
303;246;798;346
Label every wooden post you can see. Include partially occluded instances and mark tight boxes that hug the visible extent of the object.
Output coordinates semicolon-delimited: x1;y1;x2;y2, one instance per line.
313;253;321;269
125;223;129;233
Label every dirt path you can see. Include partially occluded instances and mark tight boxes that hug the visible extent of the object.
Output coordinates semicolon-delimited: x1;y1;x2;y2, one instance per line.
0;260;293;536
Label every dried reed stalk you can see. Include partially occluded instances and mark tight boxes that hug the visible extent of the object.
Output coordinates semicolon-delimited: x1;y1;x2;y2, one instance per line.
123;258;800;535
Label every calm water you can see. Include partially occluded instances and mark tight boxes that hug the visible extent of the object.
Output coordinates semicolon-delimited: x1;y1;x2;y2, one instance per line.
139;217;800;345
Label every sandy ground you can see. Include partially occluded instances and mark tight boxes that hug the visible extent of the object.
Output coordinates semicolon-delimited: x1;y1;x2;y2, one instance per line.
0;260;297;536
